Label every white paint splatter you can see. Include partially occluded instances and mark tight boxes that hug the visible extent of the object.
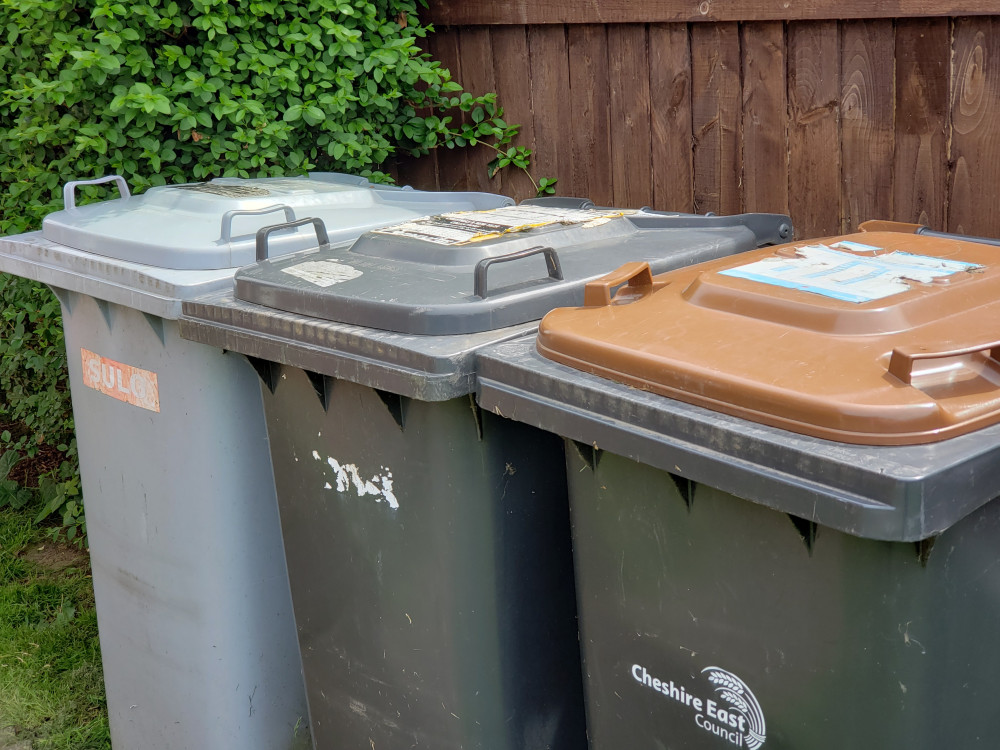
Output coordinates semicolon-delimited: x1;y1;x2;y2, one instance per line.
324;482;332;489
312;450;321;460
321;455;400;509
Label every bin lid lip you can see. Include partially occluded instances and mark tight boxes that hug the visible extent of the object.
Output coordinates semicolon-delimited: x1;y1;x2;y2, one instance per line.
232;207;792;335
536;230;1000;446
39;174;512;271
475;335;1000;542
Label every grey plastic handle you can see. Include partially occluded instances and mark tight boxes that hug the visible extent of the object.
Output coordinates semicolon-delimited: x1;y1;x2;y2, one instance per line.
63;175;131;209
474;245;564;299
220;205;296;242
519;196;596;210
255;217;330;261
626;212;793;247
916;227;1000;247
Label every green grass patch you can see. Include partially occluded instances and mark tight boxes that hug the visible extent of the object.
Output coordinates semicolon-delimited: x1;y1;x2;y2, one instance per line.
0;507;108;749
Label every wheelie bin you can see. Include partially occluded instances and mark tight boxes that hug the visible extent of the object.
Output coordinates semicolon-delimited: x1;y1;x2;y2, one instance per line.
0;172;512;750
474;222;1000;749
177;203;793;750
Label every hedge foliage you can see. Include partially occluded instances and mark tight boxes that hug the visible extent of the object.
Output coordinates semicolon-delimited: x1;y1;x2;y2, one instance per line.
0;0;527;540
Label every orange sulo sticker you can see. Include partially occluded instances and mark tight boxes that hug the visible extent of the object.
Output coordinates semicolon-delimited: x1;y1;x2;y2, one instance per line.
80;349;160;413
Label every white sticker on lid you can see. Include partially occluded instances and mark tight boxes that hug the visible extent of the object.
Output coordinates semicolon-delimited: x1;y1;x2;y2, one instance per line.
373;205;636;246
281;260;363;287
720;244;981;303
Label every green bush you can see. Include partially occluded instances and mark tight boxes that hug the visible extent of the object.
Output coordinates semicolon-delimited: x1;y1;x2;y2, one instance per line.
0;0;541;541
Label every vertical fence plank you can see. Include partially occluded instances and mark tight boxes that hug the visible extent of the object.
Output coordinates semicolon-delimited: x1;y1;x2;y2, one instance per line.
568;25;613;205
788;21;841;238
893;18;949;230
391;150;439;191
608;24;653;207
425;28;470;192
949;17;1000;237
741;22;789;215
490;26;538;200
649;23;693;211
691;23;742;215
841;20;895;231
528;25;573;198
455;27;500;193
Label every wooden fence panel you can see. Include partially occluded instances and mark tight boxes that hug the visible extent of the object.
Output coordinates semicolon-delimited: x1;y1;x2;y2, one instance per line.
649;24;693;211
691;23;742;215
528;26;573;195
425;30;469;193
741;22;788;215
950;18;1000;237
489;27;536;198
840;20;895;232
394;15;1000;238
567;26;613;205
787;21;841;237
893;18;950;229
608;25;653;207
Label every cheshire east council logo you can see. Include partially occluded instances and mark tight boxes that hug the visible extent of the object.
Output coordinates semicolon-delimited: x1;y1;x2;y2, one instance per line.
631;662;767;748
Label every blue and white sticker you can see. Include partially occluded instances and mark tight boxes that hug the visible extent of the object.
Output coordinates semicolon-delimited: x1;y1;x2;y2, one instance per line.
720;244;981;303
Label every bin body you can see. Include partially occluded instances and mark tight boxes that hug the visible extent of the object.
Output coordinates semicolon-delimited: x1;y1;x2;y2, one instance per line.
567;450;1000;750
263;371;580;749
474;228;1000;749
0;173;511;750
178;206;793;749
62;296;306;748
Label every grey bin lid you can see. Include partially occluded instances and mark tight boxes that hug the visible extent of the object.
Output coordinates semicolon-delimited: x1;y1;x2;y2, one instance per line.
235;207;793;335
42;173;513;271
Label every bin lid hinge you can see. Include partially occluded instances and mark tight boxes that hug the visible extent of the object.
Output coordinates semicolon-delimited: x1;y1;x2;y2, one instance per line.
668;473;694;509
142;312;166;345
246;356;281;393
376;389;408;431
915;536;937;567
569;440;602;471
305;370;333;411
787;514;818;555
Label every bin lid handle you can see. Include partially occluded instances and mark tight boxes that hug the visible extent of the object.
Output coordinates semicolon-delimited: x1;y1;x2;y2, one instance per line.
63;175;131;210
255;217;330;261
220;204;296;242
473;245;563;299
889;340;1000;385
583;262;668;307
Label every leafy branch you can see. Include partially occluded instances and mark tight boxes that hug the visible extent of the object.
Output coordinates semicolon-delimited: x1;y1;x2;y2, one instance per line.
430;92;558;197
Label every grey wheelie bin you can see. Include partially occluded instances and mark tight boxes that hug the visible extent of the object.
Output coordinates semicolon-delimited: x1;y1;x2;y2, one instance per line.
474;222;1000;749
178;204;792;750
0;172;512;750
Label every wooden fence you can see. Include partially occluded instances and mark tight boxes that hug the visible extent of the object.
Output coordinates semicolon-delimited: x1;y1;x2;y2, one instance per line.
392;4;1000;239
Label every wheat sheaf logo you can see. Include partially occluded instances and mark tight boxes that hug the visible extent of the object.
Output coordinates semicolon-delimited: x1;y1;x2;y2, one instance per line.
703;667;767;749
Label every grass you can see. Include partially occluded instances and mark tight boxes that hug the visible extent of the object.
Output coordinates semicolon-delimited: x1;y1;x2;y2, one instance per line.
0;506;109;749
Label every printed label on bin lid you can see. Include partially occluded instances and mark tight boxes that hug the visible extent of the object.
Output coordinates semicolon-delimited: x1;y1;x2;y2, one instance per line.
281;259;363;287
720;243;982;303
372;205;637;246
171;182;272;197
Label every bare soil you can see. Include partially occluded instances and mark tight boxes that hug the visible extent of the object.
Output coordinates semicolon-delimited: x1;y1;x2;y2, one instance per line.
20;542;88;572
0;419;66;487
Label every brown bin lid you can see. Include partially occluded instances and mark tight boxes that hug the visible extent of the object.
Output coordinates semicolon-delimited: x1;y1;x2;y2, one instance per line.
536;230;1000;445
